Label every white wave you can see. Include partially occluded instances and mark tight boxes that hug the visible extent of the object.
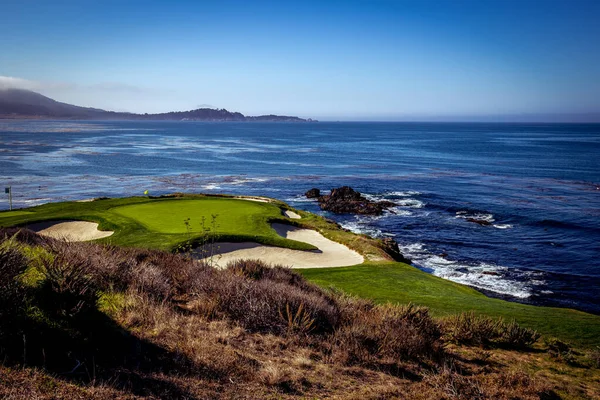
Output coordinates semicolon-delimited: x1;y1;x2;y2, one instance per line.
493;224;513;229
225;177;269;185
285;196;319;203
385;190;422;197
339;217;384;238
455;211;495;223
387;207;413;216
202;183;221;190
362;192;424;209
398;242;533;299
361;193;379;202
394;198;425;208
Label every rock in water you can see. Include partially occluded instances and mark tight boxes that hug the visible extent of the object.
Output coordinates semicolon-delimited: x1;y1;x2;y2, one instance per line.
466;218;492;226
305;188;321;198
313;186;392;215
379;238;412;264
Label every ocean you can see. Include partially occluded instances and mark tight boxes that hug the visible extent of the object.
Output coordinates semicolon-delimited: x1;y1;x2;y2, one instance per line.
1;120;599;314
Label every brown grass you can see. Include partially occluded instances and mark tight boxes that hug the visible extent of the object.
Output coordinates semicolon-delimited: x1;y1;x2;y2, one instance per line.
442;311;540;349
0;228;597;399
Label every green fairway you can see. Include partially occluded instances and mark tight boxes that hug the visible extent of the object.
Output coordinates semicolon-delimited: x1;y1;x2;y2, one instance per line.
0;211;34;217
299;263;600;348
0;195;315;251
113;199;279;234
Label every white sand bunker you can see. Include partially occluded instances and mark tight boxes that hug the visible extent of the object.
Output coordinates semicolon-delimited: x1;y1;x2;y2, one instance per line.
200;223;363;269
233;196;272;203
28;220;114;242
284;210;301;219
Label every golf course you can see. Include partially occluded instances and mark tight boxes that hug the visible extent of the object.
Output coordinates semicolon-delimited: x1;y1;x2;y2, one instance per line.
1;194;599;348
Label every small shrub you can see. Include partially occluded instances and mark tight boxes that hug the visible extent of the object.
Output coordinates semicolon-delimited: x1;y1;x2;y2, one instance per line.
544;337;576;364
0;237;31;360
443;312;539;349
279;302;315;335
587;347;600;369
443;312;500;346
37;249;98;318
332;303;443;366
500;320;540;348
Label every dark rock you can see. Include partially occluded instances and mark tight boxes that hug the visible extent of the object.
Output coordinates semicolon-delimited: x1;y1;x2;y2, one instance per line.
305;188;321;198
466;218;492;226
482;271;501;276
379;238;411;264
438;252;448;258
315;186;392;215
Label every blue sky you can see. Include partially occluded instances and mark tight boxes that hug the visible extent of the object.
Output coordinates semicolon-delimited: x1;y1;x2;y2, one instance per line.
1;0;599;120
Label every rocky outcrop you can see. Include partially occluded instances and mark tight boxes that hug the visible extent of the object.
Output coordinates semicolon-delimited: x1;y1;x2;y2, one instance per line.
305;188;321;198
379;238;412;264
466;218;492;226
309;186;393;215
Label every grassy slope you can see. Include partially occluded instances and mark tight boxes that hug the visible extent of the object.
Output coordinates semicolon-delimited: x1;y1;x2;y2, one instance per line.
0;195;315;251
2;195;599;348
299;263;600;348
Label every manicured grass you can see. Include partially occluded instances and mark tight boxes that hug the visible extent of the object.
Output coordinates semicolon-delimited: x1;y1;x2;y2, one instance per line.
0;211;34;217
299;262;600;348
0;195;315;251
113;199;274;234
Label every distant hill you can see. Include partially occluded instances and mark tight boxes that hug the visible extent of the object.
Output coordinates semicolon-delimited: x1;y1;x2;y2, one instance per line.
0;89;315;122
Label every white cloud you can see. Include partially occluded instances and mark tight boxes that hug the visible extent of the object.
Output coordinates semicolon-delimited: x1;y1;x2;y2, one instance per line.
0;75;145;94
0;76;40;90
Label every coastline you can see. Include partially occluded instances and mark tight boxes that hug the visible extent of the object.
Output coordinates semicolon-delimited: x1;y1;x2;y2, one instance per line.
1;193;599;348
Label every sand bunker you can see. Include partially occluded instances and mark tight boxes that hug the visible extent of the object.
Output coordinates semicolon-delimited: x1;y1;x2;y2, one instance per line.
233;196;271;203
199;223;363;269
28;220;114;242
284;210;301;219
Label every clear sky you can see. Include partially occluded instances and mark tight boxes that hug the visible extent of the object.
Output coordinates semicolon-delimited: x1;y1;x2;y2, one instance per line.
1;0;599;120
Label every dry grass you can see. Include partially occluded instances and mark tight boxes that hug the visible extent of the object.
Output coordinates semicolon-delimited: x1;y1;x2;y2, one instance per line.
0;228;598;399
442;311;540;349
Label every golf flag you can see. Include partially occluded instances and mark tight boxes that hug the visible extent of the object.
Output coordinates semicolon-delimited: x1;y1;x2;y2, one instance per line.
144;190;149;195
4;188;9;194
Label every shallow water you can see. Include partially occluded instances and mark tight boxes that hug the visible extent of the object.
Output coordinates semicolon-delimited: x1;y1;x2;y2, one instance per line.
1;120;599;314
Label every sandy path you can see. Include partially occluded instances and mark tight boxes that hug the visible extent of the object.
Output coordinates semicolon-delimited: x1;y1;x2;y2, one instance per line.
28;220;114;242
198;223;363;269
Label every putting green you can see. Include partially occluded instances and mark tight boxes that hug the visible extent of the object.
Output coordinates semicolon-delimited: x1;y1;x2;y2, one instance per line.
112;199;278;235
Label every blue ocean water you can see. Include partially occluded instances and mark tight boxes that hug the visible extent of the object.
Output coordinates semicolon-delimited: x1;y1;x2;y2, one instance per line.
1;120;599;314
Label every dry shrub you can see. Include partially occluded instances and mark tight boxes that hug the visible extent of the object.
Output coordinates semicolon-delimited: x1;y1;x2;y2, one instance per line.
258;362;308;394
589;347;600;369
422;366;554;400
227;259;327;298
443;312;539;349
207;272;340;335
0;237;31;361
331;303;443;366
544;337;576;364
0;227;52;247
37;242;99;318
120;292;260;382
442;312;500;347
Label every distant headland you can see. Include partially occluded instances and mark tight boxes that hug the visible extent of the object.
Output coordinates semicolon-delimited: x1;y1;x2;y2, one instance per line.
0;88;316;122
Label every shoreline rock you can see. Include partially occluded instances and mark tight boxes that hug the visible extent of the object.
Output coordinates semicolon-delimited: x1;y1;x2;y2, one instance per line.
379;238;412;264
308;186;393;215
